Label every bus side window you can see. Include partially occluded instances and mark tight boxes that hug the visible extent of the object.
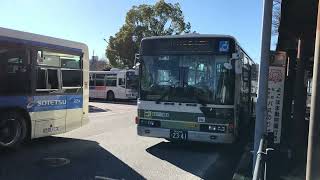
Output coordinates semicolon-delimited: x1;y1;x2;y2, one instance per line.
48;69;59;89
95;79;105;86
90;79;95;86
95;74;105;86
61;69;82;87
118;78;125;87
90;74;95;86
106;79;116;86
36;68;47;89
36;67;59;91
0;47;30;95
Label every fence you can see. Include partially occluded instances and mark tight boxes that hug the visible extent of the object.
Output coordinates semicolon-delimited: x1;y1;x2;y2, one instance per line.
252;134;275;180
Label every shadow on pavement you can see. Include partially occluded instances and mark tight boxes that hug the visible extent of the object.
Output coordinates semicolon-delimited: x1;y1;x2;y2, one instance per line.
90;99;137;106
146;141;244;180
0;136;145;180
89;105;110;113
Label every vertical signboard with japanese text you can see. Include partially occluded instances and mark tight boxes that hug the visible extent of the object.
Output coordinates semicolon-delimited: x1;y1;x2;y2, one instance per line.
266;51;286;144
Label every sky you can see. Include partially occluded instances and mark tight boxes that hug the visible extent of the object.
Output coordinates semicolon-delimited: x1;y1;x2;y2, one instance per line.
0;0;263;62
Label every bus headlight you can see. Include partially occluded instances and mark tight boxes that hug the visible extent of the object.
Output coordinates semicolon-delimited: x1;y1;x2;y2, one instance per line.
205;125;226;133
208;125;217;131
217;125;226;132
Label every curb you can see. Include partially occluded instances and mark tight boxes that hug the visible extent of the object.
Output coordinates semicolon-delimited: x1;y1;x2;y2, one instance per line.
232;144;253;180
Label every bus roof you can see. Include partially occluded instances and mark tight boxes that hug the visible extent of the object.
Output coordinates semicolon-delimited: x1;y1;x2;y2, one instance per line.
142;34;255;64
142;34;236;41
0;27;88;53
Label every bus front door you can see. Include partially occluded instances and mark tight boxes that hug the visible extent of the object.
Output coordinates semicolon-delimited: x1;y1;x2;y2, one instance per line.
33;68;67;138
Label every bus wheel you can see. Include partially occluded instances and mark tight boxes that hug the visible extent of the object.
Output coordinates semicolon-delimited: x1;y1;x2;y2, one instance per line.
0;111;27;148
107;91;115;101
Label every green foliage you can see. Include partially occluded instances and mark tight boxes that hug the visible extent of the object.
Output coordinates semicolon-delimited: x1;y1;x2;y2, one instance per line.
106;0;191;68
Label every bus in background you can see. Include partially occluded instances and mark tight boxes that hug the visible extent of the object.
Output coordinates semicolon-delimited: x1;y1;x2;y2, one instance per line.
136;34;255;143
89;69;138;101
0;27;89;148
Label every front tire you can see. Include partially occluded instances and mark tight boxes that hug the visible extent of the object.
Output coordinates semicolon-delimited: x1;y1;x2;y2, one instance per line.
106;91;115;101
0;111;27;149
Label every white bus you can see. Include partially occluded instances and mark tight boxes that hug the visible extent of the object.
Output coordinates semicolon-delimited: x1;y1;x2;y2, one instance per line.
0;27;89;148
136;34;256;143
89;69;138;101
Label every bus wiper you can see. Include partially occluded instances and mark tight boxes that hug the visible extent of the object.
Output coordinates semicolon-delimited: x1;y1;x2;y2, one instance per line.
193;90;209;106
156;86;172;104
194;95;208;106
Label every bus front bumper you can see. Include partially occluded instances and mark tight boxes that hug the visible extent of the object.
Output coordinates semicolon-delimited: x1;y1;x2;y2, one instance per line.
126;94;137;99
137;126;235;144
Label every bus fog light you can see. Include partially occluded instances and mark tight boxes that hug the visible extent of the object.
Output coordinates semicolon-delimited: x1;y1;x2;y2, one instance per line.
208;125;217;131
139;119;160;127
210;135;217;140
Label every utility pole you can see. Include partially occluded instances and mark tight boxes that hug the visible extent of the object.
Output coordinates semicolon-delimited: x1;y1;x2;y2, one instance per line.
253;0;273;169
306;2;320;179
92;50;97;71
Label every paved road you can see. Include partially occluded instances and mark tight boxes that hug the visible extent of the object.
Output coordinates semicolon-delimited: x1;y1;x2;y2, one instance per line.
0;101;246;180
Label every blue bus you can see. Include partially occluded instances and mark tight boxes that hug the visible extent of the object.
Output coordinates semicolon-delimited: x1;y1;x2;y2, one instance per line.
0;27;89;148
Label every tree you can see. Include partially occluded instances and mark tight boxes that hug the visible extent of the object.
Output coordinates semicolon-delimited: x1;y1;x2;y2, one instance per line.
90;58;111;71
106;0;191;68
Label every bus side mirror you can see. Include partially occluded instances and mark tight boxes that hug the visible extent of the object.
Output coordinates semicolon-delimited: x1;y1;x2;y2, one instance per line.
224;53;242;70
134;53;140;64
224;63;232;70
134;62;140;75
133;53;140;75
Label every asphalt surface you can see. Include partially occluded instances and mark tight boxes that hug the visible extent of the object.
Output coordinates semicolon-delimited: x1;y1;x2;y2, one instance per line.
0;101;246;180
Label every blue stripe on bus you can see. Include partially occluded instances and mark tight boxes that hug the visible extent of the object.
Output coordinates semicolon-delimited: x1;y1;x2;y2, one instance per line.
0;95;83;112
30;95;67;112
66;95;83;109
0;36;83;55
0;96;29;109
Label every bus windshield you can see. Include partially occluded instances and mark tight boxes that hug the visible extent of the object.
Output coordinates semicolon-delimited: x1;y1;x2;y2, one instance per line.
126;71;138;90
140;55;235;105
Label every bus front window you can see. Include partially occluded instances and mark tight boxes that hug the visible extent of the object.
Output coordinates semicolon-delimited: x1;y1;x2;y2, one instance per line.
140;55;235;105
126;71;138;90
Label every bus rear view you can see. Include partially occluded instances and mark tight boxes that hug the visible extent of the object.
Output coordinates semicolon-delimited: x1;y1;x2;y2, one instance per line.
136;34;255;143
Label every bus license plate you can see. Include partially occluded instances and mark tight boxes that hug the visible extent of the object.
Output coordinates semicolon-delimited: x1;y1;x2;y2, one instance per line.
170;130;188;140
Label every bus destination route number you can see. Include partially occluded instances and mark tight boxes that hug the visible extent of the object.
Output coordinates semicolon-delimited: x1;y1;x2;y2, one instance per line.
170;130;188;141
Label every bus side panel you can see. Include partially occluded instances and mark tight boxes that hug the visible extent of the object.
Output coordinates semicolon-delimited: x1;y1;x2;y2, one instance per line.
31;110;66;138
28;95;66;139
65;108;84;131
65;95;84;132
30;95;85;138
0;96;67;139
0;96;28;109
